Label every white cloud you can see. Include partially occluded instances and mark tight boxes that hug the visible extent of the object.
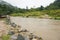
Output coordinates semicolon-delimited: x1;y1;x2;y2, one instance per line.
3;0;55;9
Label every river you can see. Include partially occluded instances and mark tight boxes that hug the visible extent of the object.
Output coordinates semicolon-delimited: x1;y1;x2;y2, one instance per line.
10;17;60;40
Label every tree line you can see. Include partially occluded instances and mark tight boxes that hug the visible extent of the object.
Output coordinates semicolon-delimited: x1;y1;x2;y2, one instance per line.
0;0;60;19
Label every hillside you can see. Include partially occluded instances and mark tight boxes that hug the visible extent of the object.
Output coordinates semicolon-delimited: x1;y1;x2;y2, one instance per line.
0;0;17;16
46;0;60;10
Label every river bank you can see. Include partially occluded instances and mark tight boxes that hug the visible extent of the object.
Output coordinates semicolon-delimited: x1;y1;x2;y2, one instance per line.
0;16;42;40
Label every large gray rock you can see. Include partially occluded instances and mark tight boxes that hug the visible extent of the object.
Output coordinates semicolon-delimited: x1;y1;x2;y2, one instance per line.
10;35;17;40
16;34;25;40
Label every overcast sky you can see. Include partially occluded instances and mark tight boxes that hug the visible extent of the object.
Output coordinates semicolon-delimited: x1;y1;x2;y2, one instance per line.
3;0;55;9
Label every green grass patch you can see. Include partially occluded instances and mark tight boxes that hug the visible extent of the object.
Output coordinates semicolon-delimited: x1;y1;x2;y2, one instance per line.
2;35;11;40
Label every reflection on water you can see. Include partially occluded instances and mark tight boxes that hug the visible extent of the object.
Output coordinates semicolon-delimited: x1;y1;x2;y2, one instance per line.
11;17;60;40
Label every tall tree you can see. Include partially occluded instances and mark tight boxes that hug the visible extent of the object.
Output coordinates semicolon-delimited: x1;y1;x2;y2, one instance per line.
40;6;44;10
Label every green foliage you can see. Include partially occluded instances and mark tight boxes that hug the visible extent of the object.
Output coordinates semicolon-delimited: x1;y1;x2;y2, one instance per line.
46;0;60;10
35;6;44;11
2;35;10;40
0;0;60;20
0;3;15;16
47;9;60;19
10;11;47;18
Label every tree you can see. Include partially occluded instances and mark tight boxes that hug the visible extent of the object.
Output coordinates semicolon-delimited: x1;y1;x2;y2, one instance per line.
35;6;44;11
40;6;44;10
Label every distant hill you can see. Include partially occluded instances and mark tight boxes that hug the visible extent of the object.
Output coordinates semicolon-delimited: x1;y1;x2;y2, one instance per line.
0;0;28;17
0;0;17;16
46;0;60;10
0;0;15;8
0;1;10;5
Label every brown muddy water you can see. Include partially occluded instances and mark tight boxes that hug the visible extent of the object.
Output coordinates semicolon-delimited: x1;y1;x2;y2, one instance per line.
10;17;60;40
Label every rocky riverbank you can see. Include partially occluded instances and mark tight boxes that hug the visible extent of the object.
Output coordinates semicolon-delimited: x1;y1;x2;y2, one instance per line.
6;16;43;40
0;16;43;40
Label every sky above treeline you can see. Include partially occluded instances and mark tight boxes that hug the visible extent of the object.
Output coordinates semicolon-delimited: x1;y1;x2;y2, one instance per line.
3;0;55;9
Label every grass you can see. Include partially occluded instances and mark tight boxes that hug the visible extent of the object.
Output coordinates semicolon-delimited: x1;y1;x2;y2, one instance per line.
10;11;46;18
10;9;60;20
2;35;11;40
